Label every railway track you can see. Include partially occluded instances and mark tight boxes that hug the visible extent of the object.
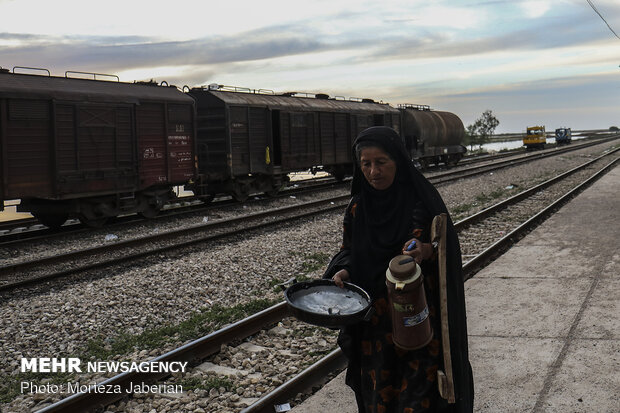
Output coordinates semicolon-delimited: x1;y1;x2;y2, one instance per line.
427;135;618;184
0;195;351;291
33;147;619;413
0;176;342;246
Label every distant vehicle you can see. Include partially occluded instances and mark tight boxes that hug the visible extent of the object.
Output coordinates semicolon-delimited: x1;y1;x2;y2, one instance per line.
524;125;546;150
555;127;572;145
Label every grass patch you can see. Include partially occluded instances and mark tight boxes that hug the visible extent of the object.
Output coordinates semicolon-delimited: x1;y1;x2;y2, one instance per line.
474;188;507;204
451;202;477;217
290;251;331;275
85;298;279;360
177;375;234;392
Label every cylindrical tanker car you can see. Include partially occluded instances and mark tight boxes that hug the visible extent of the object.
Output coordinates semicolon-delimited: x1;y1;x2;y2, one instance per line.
0;68;195;227
399;104;466;167
187;85;400;201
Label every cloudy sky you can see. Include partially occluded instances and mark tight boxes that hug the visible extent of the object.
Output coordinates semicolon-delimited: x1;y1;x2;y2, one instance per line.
0;0;618;132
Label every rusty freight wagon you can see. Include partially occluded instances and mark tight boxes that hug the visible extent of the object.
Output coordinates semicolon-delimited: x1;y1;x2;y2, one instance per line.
188;85;400;201
0;68;195;227
399;104;466;167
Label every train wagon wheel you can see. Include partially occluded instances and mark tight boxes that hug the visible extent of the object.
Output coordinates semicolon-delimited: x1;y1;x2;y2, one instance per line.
232;188;249;202
33;212;68;229
332;170;346;182
265;187;280;197
78;215;108;228
232;180;251;202
266;181;285;197
138;205;161;219
200;194;215;204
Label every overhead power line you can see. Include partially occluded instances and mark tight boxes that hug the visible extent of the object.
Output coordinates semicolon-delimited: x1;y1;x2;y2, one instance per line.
586;0;620;40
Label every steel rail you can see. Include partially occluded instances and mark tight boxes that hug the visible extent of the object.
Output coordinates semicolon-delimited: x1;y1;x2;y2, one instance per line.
0;196;351;291
36;302;290;413
36;157;618;413
239;349;347;413
0;177;347;246
453;147;620;229
428;135;619;184
455;134;609;167
461;157;618;279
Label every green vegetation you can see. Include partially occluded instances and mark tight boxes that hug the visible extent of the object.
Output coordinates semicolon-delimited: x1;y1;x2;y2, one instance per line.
177;375;234;392
474;188;510;205
465;110;500;150
86;299;278;360
299;252;330;274
450;185;518;219
269;251;331;290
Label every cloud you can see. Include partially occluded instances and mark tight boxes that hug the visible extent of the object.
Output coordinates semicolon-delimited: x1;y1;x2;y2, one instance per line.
432;71;620;131
0;28;325;74
520;0;551;18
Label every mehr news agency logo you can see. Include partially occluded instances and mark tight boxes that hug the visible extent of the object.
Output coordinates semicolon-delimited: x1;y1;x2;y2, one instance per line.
20;358;187;395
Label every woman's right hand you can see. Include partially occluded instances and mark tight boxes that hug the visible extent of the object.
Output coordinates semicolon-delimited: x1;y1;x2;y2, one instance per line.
332;269;350;288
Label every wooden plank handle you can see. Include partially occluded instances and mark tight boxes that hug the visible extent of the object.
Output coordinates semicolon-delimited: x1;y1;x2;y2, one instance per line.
432;213;456;403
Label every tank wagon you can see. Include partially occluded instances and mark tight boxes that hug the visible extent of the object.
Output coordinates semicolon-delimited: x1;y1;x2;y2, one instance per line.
187;85;400;201
399;104;466;167
0;69;195;227
555;127;571;145
524;125;546;150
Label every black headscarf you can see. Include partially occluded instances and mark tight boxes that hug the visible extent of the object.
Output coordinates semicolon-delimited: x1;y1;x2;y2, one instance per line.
348;128;424;297
325;126;474;412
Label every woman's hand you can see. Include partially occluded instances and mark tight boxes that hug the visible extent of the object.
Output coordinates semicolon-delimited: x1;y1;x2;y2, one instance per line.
402;238;434;264
332;269;350;288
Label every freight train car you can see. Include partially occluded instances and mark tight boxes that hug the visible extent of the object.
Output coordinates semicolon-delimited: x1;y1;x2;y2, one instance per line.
187;85;400;201
0;69;195;227
555;127;571;145
399;104;466;167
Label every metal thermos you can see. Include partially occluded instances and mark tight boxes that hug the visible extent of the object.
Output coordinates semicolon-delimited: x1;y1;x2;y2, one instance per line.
386;254;433;350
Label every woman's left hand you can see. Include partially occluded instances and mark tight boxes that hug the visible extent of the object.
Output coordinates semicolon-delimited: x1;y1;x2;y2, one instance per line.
402;238;434;264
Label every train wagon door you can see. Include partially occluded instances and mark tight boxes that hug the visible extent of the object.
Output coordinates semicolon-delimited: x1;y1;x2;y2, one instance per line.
334;113;350;164
228;106;270;176
3;99;53;198
279;111;317;171
166;104;194;184
248;107;270;174
319;112;336;165
271;110;282;166
55;103;135;194
137;103;168;188
229;106;250;176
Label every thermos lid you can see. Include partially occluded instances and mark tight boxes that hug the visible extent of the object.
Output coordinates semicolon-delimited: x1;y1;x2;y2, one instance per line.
388;254;418;279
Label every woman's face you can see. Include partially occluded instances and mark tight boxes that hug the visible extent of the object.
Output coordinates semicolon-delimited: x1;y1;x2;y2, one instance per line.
359;146;397;190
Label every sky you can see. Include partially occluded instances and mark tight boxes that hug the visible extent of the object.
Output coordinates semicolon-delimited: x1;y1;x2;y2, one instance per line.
0;0;618;133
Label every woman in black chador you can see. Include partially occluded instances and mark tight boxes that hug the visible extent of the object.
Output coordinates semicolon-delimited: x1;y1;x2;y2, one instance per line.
324;126;474;412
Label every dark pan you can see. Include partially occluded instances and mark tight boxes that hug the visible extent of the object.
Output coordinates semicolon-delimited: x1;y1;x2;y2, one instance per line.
284;279;372;328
